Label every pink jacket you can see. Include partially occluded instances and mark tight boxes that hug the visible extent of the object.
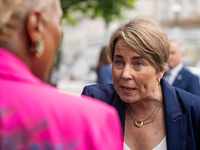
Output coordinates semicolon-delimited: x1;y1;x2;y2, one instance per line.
0;48;123;150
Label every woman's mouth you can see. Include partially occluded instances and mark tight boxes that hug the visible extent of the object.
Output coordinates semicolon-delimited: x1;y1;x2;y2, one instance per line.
121;86;135;93
122;86;133;90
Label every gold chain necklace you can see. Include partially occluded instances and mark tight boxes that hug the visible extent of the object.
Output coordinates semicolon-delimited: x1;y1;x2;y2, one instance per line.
126;100;163;127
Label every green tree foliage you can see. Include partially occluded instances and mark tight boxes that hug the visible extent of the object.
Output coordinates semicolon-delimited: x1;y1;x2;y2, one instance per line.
51;0;135;78
61;0;135;25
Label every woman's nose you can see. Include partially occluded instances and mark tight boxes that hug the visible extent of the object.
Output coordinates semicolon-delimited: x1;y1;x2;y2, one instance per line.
122;65;133;79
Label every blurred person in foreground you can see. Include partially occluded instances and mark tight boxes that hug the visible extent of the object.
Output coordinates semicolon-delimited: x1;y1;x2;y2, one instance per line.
164;40;200;96
95;46;113;84
0;0;123;149
82;16;200;150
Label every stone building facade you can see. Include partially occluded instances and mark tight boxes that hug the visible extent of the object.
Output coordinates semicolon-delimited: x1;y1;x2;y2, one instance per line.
59;0;200;82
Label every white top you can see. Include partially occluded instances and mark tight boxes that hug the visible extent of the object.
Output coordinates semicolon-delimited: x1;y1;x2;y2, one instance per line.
123;135;167;150
164;63;183;85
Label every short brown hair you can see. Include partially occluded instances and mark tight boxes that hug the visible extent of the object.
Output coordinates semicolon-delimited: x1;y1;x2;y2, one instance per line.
109;16;170;72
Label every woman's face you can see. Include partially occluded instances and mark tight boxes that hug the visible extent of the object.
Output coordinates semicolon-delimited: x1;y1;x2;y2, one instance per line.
112;40;163;103
32;0;63;81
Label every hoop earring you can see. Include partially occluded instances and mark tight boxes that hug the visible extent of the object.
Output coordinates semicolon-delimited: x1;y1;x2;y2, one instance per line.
157;79;161;85
35;37;44;58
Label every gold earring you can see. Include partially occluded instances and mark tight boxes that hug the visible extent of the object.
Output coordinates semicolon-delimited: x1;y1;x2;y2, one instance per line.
35;37;44;58
157;79;160;85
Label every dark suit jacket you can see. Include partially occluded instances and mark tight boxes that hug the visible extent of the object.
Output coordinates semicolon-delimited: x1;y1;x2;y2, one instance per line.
165;67;200;97
82;79;200;150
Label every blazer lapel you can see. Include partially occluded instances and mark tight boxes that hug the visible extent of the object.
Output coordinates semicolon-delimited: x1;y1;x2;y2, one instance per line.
162;79;187;150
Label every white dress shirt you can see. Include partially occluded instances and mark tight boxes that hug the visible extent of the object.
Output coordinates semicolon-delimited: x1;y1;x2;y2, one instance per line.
123;136;167;150
165;63;184;85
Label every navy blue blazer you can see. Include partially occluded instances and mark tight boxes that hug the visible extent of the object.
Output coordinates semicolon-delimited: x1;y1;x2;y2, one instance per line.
164;67;200;97
82;79;200;150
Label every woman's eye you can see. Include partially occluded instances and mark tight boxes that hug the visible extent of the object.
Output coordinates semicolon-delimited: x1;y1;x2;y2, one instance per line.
115;60;122;65
114;60;124;68
135;61;143;66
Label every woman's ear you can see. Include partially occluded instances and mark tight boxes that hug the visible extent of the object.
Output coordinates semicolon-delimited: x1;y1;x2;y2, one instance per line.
26;9;44;46
157;69;165;80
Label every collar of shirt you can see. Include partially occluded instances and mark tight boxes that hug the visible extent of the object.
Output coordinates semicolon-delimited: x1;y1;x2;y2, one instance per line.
167;63;184;85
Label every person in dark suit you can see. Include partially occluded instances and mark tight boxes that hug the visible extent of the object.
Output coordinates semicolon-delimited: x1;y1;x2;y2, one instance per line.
82;16;200;150
164;40;200;96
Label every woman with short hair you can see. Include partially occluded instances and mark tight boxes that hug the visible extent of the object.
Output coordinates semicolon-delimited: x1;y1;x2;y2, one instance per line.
82;16;200;150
